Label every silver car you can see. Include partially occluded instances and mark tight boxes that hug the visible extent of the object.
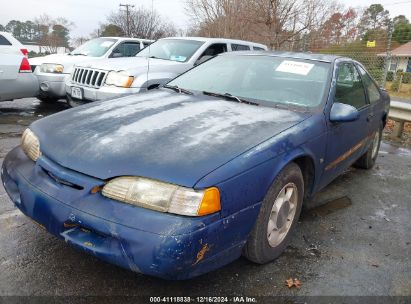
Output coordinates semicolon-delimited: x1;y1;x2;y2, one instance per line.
0;53;38;101
30;37;153;103
65;37;268;106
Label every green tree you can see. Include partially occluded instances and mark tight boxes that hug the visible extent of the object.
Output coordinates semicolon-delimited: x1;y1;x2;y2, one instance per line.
101;24;124;37
392;15;411;44
393;15;409;25
5;20;24;38
52;24;70;47
359;4;390;40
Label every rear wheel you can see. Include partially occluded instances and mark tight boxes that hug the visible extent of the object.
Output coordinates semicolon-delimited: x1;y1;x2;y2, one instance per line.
354;125;382;169
243;163;304;264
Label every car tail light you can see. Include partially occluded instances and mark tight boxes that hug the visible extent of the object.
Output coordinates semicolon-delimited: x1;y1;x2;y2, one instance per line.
20;48;28;57
19;57;32;73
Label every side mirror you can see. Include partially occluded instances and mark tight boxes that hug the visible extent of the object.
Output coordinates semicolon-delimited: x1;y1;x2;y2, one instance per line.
329;102;360;123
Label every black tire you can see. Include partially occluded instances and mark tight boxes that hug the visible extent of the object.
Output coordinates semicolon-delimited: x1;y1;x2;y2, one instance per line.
243;162;304;264
354;125;382;170
37;96;59;103
66;95;88;108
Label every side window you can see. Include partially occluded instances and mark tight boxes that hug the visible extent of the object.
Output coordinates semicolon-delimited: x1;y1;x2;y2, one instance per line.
357;65;381;104
231;44;250;51
196;43;228;64
335;63;367;109
0;35;12;46
253;46;265;51
111;42;141;57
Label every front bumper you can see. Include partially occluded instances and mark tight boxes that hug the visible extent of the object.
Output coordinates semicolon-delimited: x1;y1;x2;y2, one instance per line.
34;72;68;99
65;80;143;102
1;147;256;279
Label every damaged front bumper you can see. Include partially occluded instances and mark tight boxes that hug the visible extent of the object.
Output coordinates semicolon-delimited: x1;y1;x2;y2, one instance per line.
1;147;255;280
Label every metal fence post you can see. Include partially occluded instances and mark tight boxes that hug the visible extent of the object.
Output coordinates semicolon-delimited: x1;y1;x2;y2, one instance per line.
382;21;393;87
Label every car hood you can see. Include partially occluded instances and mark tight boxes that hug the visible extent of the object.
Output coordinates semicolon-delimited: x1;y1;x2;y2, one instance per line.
30;90;310;187
29;54;101;73
75;56;181;73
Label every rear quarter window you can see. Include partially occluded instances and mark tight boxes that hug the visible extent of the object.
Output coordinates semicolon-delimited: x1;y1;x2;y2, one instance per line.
231;44;250;51
0;35;12;46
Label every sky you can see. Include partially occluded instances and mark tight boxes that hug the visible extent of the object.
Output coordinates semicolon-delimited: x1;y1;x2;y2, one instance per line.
0;0;411;39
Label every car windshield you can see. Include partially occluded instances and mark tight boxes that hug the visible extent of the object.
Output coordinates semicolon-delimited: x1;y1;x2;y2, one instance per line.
136;39;204;62
168;55;331;108
70;38;117;57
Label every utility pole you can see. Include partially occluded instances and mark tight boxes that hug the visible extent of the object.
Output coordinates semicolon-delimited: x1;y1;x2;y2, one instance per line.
120;3;135;37
382;20;393;87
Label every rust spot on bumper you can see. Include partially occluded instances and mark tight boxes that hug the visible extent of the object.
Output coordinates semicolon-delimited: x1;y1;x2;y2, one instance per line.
193;244;210;265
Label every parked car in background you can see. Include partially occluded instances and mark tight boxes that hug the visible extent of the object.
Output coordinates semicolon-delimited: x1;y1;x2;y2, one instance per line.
2;52;390;279
29;37;153;103
0;32;28;57
65;37;268;107
0;53;38;101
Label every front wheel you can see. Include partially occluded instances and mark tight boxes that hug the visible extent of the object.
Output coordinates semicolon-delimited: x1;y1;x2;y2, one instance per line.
67;95;88;108
37;96;59;103
243;162;304;264
354;125;382;169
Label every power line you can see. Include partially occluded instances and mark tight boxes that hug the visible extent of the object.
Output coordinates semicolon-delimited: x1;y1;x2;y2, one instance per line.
119;3;135;37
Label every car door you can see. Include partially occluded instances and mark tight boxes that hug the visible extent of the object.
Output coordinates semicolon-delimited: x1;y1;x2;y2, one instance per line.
356;64;384;136
110;41;141;58
0;54;19;80
321;61;372;186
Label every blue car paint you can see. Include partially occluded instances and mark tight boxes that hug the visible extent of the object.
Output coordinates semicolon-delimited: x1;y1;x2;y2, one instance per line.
1;52;390;280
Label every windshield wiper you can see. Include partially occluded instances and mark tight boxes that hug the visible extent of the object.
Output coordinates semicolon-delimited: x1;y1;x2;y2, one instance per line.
203;91;259;106
163;84;193;95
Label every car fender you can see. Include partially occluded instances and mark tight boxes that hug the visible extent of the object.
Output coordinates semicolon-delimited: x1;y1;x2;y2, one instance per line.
196;114;327;217
132;71;181;89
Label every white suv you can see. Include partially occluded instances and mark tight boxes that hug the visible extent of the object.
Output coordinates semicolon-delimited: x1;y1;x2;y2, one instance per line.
66;37;268;106
0;32;28;57
30;37;153;103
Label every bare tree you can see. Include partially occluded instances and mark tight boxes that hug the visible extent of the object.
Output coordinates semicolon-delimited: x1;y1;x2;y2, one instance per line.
34;14;74;53
107;6;178;39
186;0;337;50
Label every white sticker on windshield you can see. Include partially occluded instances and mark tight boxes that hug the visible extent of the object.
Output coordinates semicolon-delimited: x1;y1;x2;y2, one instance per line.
170;55;187;62
101;41;114;48
276;60;314;76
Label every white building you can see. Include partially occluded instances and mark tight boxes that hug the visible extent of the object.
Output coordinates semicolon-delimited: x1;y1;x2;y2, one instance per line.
386;41;411;73
22;42;69;54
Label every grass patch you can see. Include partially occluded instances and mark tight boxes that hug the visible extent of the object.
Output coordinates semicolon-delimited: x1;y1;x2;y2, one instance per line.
385;82;411;100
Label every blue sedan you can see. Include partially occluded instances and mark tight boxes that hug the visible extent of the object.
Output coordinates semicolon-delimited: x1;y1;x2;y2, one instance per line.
1;52;390;280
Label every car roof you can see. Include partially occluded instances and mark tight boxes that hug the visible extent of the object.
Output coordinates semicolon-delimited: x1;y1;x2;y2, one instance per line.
161;36;267;48
97;37;154;42
219;50;349;63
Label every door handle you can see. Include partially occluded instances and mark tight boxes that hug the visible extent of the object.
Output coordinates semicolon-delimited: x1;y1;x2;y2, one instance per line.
367;114;375;122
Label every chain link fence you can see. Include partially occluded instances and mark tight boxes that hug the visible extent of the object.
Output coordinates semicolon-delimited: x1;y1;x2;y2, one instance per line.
270;25;400;89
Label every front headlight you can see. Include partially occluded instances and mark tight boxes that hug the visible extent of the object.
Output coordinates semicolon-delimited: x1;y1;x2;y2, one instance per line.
105;71;134;88
102;177;221;216
21;129;41;161
40;63;64;73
